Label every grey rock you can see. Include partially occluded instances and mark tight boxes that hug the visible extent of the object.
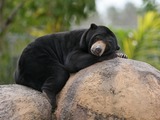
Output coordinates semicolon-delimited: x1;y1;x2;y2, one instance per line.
56;58;160;120
0;84;52;120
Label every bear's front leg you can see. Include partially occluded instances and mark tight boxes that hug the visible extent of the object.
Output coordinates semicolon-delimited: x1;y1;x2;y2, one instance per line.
42;65;70;112
98;51;127;62
65;50;99;73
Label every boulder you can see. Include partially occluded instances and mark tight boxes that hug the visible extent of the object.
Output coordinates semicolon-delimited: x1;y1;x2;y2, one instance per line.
0;84;52;120
1;58;160;120
56;58;160;120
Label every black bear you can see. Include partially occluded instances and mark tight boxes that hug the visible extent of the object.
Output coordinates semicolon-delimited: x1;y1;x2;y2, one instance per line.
14;23;126;110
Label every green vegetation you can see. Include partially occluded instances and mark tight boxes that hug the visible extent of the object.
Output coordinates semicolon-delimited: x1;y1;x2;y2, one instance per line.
0;0;159;84
116;11;160;69
0;0;95;84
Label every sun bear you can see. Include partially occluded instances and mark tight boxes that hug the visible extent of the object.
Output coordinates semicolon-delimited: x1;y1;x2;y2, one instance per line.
14;23;126;110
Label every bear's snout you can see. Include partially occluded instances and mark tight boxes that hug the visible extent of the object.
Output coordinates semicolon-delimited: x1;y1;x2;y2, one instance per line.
95;47;102;55
91;41;106;56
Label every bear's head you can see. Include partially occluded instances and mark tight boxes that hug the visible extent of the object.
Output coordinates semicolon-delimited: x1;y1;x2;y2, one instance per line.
80;23;120;56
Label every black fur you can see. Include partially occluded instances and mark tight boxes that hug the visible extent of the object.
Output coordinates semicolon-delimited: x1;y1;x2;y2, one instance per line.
14;23;120;110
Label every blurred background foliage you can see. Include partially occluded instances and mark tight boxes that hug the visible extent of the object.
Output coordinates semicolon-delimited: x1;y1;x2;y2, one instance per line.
116;11;160;68
0;0;160;84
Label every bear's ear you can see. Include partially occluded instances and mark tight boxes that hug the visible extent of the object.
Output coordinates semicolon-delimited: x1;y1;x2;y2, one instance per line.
116;46;120;50
90;23;98;29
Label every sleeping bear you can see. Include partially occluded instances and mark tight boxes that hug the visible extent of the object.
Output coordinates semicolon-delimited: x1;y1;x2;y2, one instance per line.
14;23;126;110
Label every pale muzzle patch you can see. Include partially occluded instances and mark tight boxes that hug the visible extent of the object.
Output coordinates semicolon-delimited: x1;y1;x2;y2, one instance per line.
91;40;106;56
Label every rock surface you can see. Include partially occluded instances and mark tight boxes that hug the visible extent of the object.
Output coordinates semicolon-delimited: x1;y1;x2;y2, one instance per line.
56;58;160;120
1;58;160;120
0;84;52;120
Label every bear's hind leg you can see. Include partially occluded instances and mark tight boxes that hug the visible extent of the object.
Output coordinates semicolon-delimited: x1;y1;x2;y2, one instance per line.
42;66;70;111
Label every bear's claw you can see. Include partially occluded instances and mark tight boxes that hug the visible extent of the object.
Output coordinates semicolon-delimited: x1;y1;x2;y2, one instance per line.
116;52;128;59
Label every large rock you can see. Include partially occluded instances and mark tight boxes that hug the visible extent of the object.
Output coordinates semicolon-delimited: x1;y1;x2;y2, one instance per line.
1;58;160;120
56;58;160;120
0;85;52;120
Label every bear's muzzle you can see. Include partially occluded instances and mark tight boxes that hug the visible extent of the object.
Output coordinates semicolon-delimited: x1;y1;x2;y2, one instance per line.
91;40;106;56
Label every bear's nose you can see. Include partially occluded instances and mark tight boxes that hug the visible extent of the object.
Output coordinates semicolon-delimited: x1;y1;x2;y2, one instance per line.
95;47;102;54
